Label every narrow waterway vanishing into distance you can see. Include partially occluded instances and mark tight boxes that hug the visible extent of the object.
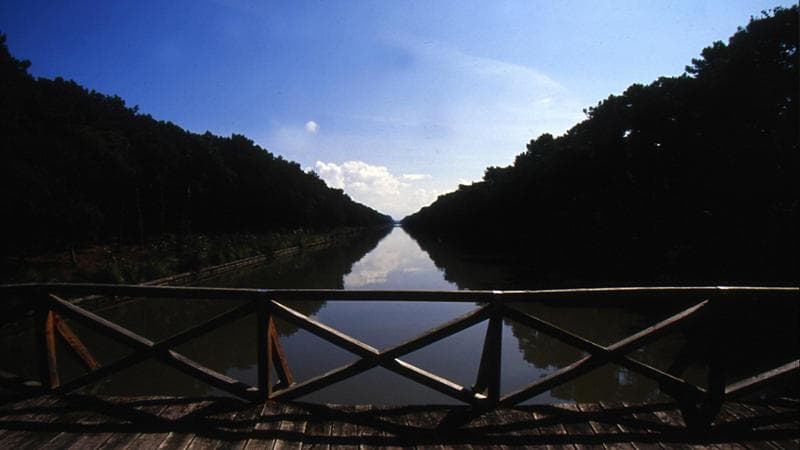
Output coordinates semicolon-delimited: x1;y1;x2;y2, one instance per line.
1;227;796;404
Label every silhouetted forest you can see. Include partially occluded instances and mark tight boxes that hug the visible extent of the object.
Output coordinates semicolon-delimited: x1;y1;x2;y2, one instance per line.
0;36;391;255
403;7;798;285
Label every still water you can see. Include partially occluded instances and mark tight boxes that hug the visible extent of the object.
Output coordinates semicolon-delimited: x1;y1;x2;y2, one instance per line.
1;227;795;404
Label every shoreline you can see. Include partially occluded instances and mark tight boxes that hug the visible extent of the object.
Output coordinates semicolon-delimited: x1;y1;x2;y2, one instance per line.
0;226;391;335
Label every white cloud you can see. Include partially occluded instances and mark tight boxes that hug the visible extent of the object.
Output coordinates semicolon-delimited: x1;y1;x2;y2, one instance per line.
343;228;456;289
304;120;319;134
263;36;585;217
314;160;442;219
401;173;431;181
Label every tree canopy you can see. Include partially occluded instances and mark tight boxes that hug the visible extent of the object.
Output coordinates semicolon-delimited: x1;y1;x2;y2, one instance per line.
0;36;391;255
403;7;798;285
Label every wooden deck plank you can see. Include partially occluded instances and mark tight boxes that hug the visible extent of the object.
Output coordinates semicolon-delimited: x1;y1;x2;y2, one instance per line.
299;410;332;450
354;405;409;450
0;395;63;449
526;409;576;450
36;405;127;449
134;399;218;450
184;404;243;450
739;401;800;449
576;403;636;450
243;402;288;450
181;400;257;450
763;402;800;428
0;396;797;448
720;404;782;450
558;403;605;450
215;403;264;450
596;402;663;450
0;393;54;445
352;404;389;450
271;403;309;450
328;415;359;450
92;399;174;450
649;405;686;429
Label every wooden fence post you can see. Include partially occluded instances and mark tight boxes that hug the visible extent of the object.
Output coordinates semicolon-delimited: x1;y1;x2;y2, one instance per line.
257;298;272;399
681;298;726;432
700;298;726;427
473;302;502;405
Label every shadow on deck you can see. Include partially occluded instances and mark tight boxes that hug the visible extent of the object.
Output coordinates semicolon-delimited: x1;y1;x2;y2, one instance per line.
0;394;797;448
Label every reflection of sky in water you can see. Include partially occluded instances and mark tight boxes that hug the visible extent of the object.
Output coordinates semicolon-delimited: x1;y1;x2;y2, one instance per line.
5;227;753;405
344;227;456;290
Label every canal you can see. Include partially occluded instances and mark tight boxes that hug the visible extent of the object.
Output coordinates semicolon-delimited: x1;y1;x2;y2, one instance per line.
1;227;796;404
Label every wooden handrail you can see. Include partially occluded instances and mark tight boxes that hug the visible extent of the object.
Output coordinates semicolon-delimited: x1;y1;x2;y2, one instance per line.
1;283;797;302
0;283;797;431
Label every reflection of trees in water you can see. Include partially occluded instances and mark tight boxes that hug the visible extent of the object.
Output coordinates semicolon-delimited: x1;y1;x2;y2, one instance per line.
0;228;393;396
204;227;390;335
511;298;798;402
405;230;542;290
506;302;683;402
207;227;390;290
407;230;800;402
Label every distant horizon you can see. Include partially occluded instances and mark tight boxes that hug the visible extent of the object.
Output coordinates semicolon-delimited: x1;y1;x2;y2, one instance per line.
1;0;794;219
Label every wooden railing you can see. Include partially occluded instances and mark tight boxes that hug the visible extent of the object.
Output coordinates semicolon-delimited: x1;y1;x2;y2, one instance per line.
1;284;797;430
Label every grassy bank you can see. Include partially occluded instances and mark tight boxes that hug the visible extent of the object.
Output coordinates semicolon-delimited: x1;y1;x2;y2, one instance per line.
2;227;384;284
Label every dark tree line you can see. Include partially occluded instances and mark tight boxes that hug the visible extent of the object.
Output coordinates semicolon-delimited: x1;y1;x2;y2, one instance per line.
403;7;798;285
0;36;391;255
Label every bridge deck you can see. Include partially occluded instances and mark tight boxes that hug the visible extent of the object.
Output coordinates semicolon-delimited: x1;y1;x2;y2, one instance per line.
0;394;797;449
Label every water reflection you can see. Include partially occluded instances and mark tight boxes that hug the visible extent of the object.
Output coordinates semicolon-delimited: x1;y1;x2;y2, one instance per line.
344;228;456;290
204;227;391;337
2;227;794;404
405;228;799;402
206;227;391;290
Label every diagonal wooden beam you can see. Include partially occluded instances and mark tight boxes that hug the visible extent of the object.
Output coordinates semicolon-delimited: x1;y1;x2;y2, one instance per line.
613;355;706;400
270;358;375;400
43;310;59;389
50;295;156;347
54;350;148;394
501;302;708;401
725;359;799;399
52;300;255;395
49;294;255;399
387;358;479;404
379;304;492;360
269;300;489;404
499;354;597;406
155;301;256;350
606;300;708;355
499;300;709;406
269;300;379;357
52;312;100;371
500;304;609;353
269;319;292;387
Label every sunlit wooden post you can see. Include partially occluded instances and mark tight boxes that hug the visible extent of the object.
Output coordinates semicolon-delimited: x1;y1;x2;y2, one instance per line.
257;297;272;399
473;298;502;405
269;316;293;389
35;293;59;389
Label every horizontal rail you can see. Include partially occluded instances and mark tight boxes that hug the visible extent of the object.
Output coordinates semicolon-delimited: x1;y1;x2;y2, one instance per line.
2;283;797;304
0;283;796;433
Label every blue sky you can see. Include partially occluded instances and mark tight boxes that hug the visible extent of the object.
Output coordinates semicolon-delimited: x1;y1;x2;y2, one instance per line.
1;0;792;218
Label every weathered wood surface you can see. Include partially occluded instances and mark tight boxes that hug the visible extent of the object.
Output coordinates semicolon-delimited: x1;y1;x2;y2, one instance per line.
3;284;798;435
0;394;796;449
3;284;797;304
